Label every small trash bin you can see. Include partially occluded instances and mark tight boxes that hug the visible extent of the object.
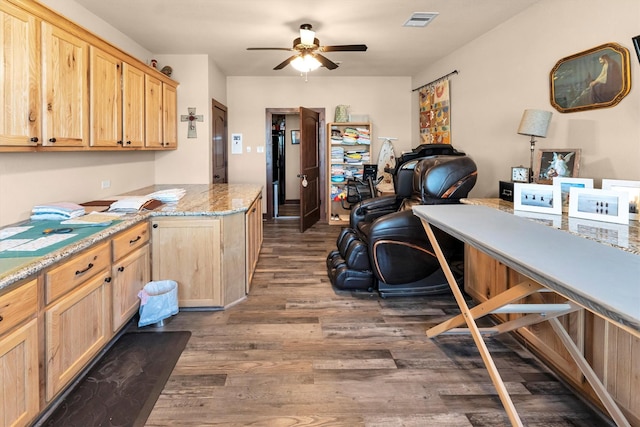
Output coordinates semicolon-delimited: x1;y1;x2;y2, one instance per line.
137;280;179;327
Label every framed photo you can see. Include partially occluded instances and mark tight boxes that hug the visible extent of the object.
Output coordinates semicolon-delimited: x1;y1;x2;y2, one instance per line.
553;177;594;212
601;179;640;221
514;183;562;215
534;149;581;184
291;130;300;145
568;187;629;225
550;43;631;113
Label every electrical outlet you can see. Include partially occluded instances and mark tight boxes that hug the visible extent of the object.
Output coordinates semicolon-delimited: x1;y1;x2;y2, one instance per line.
101;180;111;189
257;146;264;153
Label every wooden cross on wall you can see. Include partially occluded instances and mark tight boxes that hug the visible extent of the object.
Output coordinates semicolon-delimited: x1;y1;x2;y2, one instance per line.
180;107;204;138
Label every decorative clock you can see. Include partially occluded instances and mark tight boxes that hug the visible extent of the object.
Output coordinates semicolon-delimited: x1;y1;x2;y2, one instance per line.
511;166;530;183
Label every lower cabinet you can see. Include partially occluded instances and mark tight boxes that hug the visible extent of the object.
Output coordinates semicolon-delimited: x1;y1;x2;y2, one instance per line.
0;279;39;427
245;194;263;292
44;269;111;401
151;213;246;308
111;244;150;332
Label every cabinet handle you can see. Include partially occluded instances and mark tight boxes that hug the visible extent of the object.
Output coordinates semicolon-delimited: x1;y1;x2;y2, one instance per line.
126;141;132;145
75;263;94;275
118;266;125;272
152;224;158;228
0;315;3;322
30;137;39;143
49;137;56;143
104;277;112;283
117;140;123;145
129;235;142;244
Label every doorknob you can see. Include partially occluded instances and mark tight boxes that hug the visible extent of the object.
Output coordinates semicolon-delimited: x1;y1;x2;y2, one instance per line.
214;175;220;178
297;174;308;188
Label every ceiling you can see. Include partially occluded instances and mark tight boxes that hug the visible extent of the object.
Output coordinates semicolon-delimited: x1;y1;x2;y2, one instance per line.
74;0;540;77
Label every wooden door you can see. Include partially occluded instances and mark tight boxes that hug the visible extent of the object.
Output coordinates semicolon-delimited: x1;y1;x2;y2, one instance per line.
162;83;177;148
212;99;228;183
0;2;40;148
89;47;122;147
299;107;320;232
41;22;89;147
145;74;163;148
122;63;145;147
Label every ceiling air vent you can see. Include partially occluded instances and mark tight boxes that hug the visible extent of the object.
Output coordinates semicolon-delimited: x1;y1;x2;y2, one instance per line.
403;12;439;28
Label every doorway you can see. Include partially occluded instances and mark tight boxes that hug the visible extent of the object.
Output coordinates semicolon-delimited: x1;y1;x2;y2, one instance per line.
212;99;228;183
264;108;326;224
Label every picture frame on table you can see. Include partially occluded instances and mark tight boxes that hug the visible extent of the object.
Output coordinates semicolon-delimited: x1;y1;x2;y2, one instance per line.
534;148;581;184
549;42;631;113
514;183;562;215
291;130;300;145
601;179;640;221
553;177;594;212
568;187;629;225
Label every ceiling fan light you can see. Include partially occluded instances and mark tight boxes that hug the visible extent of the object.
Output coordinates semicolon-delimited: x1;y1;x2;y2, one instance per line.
300;28;316;46
291;54;321;72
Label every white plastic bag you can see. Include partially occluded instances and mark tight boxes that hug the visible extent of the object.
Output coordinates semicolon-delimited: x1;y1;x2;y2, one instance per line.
137;280;179;327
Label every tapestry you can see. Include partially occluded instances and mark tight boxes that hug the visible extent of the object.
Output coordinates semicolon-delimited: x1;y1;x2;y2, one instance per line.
419;79;451;144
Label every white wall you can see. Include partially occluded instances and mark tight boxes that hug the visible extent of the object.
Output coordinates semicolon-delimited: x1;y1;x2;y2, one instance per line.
226;76;413;197
412;0;640;198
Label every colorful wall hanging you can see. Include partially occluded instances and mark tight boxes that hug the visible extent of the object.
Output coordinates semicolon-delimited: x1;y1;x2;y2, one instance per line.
419;79;451;144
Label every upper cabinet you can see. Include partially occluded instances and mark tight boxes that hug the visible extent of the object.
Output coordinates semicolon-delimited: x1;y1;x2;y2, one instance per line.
0;2;40;149
41;22;89;148
1;0;179;152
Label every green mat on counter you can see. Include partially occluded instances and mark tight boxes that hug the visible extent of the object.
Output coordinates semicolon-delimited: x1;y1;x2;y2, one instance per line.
0;219;119;259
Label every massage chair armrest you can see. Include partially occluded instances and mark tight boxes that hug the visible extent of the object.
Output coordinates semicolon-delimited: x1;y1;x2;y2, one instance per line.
349;195;403;228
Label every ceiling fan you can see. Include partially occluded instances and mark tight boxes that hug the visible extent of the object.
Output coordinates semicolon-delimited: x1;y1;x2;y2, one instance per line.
247;24;367;72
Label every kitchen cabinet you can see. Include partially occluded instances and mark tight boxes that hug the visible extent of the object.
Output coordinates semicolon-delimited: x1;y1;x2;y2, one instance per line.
41;21;89;148
0;2;40;150
151;213;246;308
0;280;39;427
326;122;372;223
90;47;147;149
44;242;111;401
146;75;177;149
246;194;263;292
111;222;150;332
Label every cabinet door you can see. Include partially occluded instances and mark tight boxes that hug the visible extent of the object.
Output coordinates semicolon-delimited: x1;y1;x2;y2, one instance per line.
144;74;163;148
41;22;89;147
122;63;145;148
0;319;39;427
0;2;40;148
112;244;150;332
162;83;177;148
45;270;110;401
151;218;222;307
245;195;263;291
89;47;122;147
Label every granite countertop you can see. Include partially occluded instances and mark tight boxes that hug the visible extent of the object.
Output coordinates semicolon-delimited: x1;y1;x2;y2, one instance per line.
462;198;640;256
0;184;263;292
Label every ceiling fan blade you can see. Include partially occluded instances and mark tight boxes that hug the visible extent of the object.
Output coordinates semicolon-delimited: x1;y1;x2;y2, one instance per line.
315;53;339;70
247;47;293;51
273;55;298;70
321;44;368;52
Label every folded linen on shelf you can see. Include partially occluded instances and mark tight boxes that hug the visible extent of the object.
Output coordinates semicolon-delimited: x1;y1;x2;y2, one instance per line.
145;188;186;202
30;202;85;220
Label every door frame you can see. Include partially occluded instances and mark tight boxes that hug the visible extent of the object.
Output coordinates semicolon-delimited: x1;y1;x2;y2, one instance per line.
264;108;326;221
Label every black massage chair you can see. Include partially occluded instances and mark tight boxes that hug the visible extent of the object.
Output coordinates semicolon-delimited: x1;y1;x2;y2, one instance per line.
326;152;478;297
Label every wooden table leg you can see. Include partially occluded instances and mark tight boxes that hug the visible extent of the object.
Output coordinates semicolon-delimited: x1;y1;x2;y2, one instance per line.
420;218;524;427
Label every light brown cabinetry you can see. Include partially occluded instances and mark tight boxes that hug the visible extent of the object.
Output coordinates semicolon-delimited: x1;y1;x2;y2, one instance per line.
43;242;111;401
111;222;150;332
145;75;177;149
246;194;263;292
122;63;146;148
151;213;247;308
0;2;40;149
0;280;39;427
41;22;89;148
465;245;640;425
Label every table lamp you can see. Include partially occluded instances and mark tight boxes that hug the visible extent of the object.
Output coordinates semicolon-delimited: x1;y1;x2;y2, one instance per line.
517;109;552;182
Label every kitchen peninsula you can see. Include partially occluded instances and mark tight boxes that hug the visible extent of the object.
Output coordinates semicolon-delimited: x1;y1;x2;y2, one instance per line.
0;184;262;426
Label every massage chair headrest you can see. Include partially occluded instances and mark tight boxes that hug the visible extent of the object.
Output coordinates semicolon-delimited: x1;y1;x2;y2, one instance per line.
418;156;478;203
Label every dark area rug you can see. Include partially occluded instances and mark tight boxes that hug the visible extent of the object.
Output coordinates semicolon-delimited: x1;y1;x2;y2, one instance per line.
38;330;190;427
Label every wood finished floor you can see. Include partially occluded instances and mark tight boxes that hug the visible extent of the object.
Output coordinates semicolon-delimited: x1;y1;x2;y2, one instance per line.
145;220;610;427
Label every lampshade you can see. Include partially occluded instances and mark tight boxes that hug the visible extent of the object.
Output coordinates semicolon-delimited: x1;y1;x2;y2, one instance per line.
517;109;552;138
291;54;321;73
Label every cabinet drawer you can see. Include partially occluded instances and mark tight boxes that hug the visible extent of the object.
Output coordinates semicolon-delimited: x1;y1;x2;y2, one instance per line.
112;222;149;261
45;241;110;305
0;279;37;337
